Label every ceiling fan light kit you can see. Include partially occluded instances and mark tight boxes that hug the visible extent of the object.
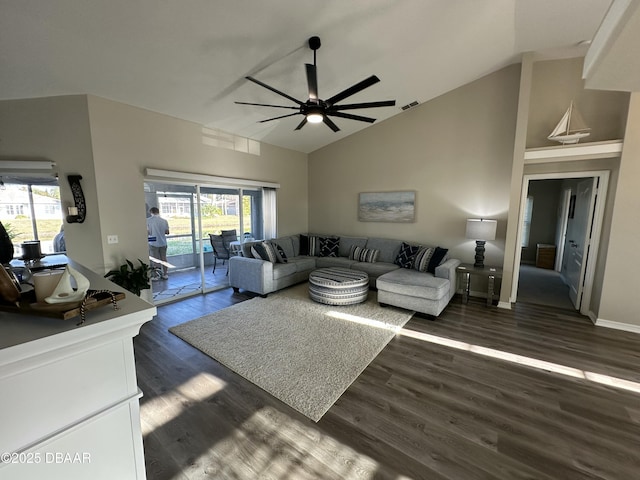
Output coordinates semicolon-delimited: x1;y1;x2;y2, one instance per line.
306;111;324;123
236;36;396;132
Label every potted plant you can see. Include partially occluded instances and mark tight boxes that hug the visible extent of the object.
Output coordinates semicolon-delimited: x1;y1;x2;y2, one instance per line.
105;259;151;296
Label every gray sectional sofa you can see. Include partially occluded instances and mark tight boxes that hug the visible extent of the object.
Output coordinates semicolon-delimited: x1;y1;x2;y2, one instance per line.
229;234;460;317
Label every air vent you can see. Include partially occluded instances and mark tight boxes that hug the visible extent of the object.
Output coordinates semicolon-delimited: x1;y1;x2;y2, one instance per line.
400;101;419;111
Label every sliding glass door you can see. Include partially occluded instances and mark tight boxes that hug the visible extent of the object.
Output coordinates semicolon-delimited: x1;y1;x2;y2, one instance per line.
144;181;264;304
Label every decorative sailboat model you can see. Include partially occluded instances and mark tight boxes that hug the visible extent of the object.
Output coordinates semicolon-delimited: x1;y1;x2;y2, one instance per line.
548;101;591;144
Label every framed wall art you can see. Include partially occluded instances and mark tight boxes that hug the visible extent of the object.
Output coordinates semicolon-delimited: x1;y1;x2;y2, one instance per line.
358;191;415;223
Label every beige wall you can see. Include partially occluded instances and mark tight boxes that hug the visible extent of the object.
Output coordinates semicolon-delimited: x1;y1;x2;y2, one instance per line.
0;96;104;270
598;92;640;327
527;57;629;148
308;65;521;268
0;95;308;273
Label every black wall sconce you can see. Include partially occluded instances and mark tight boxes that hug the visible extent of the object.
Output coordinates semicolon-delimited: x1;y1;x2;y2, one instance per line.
66;174;86;223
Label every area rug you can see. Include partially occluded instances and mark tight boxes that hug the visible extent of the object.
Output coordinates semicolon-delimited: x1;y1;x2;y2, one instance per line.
169;283;413;421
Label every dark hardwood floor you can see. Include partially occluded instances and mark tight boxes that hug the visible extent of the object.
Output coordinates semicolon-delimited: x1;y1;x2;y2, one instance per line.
134;288;640;480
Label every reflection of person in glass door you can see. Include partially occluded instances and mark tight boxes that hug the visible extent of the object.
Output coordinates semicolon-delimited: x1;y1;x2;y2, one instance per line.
147;207;170;280
53;225;66;252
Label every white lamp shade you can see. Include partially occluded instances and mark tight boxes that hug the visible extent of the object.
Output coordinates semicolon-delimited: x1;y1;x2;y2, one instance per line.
466;218;497;241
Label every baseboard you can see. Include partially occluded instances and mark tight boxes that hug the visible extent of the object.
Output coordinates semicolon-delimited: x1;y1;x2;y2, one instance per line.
595;318;640;334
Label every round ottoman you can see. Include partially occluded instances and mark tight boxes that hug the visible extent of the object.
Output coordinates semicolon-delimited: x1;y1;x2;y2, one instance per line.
308;267;369;306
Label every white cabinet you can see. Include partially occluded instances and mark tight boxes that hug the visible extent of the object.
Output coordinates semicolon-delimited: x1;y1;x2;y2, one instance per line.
0;258;156;480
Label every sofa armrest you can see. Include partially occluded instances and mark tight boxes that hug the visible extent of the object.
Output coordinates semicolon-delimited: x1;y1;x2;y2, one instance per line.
229;256;274;295
435;258;461;281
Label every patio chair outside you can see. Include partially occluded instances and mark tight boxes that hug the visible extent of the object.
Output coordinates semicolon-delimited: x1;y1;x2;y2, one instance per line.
209;234;231;275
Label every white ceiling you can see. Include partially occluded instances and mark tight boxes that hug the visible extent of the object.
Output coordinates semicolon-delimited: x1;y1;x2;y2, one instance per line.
0;0;620;154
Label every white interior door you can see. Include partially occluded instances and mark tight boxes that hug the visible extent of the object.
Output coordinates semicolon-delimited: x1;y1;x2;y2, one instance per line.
555;188;571;272
565;178;597;309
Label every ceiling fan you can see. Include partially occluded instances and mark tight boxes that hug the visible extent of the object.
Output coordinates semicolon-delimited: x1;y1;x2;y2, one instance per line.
235;36;396;132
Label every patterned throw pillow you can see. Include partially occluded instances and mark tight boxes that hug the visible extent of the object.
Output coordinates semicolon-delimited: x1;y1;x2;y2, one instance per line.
308;235;321;256
349;245;380;263
395;242;420;268
273;243;288;263
427;246;449;274
320;237;340;257
413;247;434;272
251;242;278;263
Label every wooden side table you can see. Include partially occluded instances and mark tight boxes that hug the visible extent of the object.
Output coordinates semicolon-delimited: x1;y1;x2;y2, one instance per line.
457;263;503;306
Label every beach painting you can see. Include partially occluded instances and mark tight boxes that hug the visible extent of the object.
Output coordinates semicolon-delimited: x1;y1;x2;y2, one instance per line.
358;191;415;223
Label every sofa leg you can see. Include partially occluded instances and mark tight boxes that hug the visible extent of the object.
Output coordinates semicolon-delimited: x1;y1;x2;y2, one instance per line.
379;302;389;308
232;287;240;294
413;311;437;321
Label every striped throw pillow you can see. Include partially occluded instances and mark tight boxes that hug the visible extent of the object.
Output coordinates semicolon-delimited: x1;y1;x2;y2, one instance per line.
251;242;278;263
413;247;434;272
349;245;380;263
308;235;321;256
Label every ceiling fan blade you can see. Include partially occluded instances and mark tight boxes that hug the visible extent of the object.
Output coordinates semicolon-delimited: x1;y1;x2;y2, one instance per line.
245;76;304;106
328;111;376;123
294;118;307;130
257;112;301;123
235;101;299;110
323;116;340;132
305;64;318;101
331;100;396;110
325;75;380;106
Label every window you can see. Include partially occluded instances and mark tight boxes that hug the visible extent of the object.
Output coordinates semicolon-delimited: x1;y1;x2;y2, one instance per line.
521;195;534;247
0;179;62;255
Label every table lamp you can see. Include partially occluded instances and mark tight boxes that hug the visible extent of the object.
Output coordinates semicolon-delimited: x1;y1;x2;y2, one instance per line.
465;218;497;268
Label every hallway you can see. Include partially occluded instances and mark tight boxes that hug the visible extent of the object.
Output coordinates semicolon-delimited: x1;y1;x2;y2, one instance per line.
517;264;575;311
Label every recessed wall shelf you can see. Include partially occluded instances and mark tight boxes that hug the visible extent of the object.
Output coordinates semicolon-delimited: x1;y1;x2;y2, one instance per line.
524;139;624;164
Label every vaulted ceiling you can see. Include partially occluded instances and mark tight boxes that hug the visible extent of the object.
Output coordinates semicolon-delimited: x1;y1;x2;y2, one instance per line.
0;0;629;154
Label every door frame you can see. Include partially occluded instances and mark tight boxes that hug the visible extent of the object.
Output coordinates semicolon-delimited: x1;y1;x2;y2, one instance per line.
511;170;609;317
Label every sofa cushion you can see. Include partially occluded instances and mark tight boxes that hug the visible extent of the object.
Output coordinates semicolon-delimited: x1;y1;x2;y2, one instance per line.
395;242;420;268
351;261;399;278
272;236;295;259
320;237;340;257
427;247;449;273
377;268;449;301
338;236;368;257
291;234;301;256
288;256;316;273
413;246;434;272
272;262;297;280
349;245;380;263
364;238;403;264
316;256;356;269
